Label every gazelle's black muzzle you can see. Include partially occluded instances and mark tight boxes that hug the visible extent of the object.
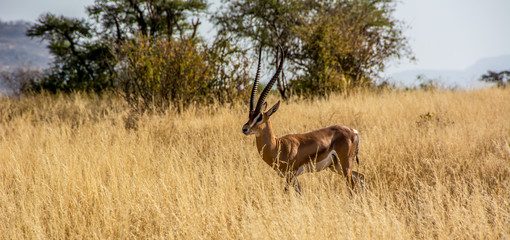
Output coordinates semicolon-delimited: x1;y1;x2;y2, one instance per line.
242;123;253;135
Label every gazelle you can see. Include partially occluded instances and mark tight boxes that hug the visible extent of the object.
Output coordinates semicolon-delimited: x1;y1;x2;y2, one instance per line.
242;47;365;193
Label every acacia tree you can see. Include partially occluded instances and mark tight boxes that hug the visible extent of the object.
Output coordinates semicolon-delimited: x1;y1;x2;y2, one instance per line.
87;0;207;41
214;0;412;97
25;0;209;94
293;0;411;96
26;13;114;92
480;70;510;88
90;0;252;112
213;0;307;99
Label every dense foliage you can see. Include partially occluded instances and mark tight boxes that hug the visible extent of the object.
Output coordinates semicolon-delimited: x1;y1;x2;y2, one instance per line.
16;0;412;110
214;0;411;98
116;36;251;113
26;13;115;92
87;0;207;41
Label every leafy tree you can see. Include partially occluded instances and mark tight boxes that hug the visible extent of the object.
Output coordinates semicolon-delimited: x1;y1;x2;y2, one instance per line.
26;13;115;92
206;32;253;105
293;1;411;96
213;0;308;99
87;0;207;41
88;0;251;112
480;70;510;88
214;0;412;97
24;0;208;94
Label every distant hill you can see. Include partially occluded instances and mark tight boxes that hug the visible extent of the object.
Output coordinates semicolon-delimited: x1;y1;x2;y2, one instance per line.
0;20;51;71
388;55;510;89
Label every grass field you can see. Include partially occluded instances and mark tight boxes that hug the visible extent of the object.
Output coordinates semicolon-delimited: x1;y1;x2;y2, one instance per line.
1;88;509;239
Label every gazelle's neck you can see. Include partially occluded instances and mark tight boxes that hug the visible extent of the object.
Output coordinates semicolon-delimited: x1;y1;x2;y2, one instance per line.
255;119;278;165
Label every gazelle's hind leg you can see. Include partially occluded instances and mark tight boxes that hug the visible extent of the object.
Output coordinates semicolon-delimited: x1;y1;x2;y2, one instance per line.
331;161;365;190
330;151;365;190
330;152;355;189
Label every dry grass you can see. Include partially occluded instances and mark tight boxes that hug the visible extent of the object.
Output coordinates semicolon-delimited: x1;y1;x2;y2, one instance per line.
1;89;509;239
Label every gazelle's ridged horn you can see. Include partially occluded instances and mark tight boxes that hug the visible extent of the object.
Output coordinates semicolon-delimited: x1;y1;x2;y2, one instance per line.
250;46;263;113
255;46;284;113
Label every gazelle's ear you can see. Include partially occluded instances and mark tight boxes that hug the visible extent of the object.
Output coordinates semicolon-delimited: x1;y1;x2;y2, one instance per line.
262;102;268;111
266;100;280;117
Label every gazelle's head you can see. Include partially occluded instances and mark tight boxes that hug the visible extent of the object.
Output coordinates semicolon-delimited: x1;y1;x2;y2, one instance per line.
242;46;284;136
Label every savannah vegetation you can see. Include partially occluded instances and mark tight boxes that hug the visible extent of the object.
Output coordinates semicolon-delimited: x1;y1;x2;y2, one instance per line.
1;0;509;239
1;88;509;238
480;70;510;88
2;0;411;112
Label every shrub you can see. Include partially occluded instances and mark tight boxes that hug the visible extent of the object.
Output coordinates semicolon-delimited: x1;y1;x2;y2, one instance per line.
0;66;44;95
114;36;252;113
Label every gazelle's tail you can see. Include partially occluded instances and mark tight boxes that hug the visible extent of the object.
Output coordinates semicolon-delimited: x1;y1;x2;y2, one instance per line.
353;129;360;165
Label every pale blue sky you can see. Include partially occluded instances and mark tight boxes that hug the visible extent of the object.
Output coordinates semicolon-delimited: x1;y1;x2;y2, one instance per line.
1;0;509;74
388;0;510;73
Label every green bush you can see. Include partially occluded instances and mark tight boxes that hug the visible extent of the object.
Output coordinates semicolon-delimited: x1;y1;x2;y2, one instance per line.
115;36;251;113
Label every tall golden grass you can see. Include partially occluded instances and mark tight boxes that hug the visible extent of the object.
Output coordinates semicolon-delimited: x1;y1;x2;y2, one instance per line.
1;88;509;239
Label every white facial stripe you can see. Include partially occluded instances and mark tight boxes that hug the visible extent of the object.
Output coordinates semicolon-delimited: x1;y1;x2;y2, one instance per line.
249;114;261;128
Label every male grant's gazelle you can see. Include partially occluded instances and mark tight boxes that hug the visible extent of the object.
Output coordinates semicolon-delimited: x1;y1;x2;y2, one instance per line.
242;47;365;193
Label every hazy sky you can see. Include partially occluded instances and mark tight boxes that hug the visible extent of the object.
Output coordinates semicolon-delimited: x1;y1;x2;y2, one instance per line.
1;0;509;74
388;0;510;73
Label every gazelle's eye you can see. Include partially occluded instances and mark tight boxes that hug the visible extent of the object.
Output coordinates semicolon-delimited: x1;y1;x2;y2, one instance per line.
256;114;263;122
